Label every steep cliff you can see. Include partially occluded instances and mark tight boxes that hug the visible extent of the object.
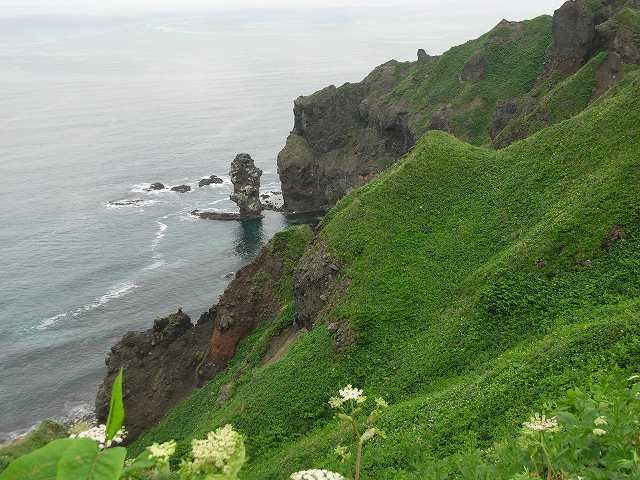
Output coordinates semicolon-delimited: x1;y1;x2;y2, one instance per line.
278;0;640;211
96;224;314;441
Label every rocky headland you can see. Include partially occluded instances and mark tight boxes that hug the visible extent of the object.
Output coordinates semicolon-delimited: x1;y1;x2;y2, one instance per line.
277;0;640;212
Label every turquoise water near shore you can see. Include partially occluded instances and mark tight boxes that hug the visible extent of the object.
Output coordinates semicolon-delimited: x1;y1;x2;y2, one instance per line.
0;4;559;440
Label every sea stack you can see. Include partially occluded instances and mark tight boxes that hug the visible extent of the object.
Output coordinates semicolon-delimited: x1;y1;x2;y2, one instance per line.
230;153;263;218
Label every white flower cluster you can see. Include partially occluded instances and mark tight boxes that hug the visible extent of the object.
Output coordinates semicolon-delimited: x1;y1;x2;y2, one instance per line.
290;469;345;480
593;416;608;426
69;424;126;449
329;384;366;409
190;424;241;475
147;440;176;464
523;414;559;433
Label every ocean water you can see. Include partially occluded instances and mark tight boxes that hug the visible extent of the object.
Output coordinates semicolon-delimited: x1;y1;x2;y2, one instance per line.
0;3;560;441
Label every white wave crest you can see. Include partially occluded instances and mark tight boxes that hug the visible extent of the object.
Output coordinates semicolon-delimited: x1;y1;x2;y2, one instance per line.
35;312;67;331
151;222;167;252
36;281;139;330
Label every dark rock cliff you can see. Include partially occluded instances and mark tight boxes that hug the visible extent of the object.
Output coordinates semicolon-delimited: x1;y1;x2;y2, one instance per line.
277;60;414;212
95;310;218;441
492;0;640;147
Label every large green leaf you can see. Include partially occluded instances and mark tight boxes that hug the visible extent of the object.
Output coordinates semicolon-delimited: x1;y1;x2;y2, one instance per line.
0;439;75;480
56;439;125;480
105;368;125;442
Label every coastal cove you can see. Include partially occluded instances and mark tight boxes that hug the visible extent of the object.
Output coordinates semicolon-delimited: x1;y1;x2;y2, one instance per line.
0;8;429;441
2;0;640;478
2;2;555;442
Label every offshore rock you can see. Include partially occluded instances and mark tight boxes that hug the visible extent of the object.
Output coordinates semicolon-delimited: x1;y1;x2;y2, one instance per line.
171;184;191;193
229;153;263;218
146;182;165;191
95;309;218;441
199;175;224;187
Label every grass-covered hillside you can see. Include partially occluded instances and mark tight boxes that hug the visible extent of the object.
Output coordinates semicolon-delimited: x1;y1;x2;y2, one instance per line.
390;15;553;145
132;71;640;479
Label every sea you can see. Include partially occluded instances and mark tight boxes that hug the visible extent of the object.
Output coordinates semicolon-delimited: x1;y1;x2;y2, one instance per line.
0;2;561;441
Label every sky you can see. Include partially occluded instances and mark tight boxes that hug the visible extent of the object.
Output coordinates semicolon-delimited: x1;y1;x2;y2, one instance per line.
2;0;565;18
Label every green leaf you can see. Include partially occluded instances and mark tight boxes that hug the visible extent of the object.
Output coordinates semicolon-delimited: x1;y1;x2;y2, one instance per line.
105;368;125;442
56;439;125;480
336;413;352;423
120;451;157;477
0;439;76;480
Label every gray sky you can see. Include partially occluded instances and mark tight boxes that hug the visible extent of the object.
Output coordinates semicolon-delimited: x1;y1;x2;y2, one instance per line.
2;0;565;18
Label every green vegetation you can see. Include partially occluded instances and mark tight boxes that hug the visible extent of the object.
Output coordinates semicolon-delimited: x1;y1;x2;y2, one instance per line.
0;421;67;472
494;51;608;147
125;70;640;479
390;15;553;145
269;224;315;302
606;7;640;33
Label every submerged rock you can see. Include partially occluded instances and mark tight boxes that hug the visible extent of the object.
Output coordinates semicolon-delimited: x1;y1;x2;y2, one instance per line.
108;199;146;207
198;175;224;187
191;209;241;221
146;182;165;191
171;184;191;193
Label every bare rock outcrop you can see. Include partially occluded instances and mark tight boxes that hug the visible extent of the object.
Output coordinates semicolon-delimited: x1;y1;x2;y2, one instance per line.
277;60;414;212
293;240;341;329
230;153;263;218
192;154;263;221
95;309;218;441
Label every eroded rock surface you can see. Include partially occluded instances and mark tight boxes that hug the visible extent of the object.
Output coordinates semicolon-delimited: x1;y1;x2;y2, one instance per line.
95;309;218;441
293;240;341;329
277;60;414;212
229;153;263;218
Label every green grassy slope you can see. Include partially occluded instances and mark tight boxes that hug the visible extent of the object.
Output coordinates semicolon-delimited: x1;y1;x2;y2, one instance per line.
133;72;640;479
0;421;66;472
493;52;608;147
390;15;553;145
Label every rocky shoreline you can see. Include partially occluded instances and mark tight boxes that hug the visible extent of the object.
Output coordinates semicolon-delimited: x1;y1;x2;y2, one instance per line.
56;0;640;448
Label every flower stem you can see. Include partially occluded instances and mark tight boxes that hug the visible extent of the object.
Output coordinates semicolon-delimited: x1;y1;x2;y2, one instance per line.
354;440;363;480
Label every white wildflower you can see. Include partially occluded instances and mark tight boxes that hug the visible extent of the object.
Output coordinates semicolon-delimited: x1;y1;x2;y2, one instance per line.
329;396;344;409
592;428;607;436
191;424;242;474
69;424;126;449
523;414;559;433
375;397;388;409
334;445;350;462
593;416;608;426
290;469;345;480
148;440;176;464
339;385;364;402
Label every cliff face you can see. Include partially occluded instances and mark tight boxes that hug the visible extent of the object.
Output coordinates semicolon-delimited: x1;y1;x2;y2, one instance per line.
278;0;640;212
95;310;218;441
96;225;314;441
277;60;415;212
